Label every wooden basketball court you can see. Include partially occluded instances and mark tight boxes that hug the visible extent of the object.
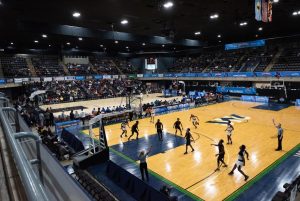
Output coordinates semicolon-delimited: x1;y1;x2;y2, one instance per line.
49;98;300;200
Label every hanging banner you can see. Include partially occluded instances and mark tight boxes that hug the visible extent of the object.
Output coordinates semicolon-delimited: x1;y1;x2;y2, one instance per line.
255;0;262;21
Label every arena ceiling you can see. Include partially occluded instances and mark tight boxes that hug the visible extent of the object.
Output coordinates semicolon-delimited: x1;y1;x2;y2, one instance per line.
0;0;299;53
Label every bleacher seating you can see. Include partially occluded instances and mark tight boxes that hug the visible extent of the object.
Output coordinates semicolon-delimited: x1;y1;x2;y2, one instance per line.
271;47;300;71
113;58;137;74
206;50;244;72
67;63;94;75
169;53;215;73
0;55;31;77
89;57;119;74
32;55;65;76
74;169;117;201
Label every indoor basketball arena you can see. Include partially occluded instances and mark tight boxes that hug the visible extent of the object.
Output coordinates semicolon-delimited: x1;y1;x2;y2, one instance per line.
0;0;300;201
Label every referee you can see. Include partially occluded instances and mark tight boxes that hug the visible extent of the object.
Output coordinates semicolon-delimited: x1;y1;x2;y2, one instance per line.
273;118;283;151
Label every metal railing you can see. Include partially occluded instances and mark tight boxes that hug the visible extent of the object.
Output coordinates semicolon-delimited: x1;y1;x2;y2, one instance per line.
0;95;92;201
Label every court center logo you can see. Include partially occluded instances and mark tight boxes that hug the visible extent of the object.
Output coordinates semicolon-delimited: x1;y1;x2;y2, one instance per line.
207;114;250;125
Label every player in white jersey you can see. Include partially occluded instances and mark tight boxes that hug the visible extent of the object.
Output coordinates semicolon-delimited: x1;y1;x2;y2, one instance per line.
150;108;155;123
120;120;130;138
228;145;249;181
225;121;234;144
190;114;199;129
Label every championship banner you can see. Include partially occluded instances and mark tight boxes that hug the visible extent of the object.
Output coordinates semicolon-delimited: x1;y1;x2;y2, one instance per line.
262;0;272;23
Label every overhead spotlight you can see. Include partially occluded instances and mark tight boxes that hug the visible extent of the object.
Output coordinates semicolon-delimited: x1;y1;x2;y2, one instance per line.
78;37;83;41
163;1;174;9
298;11;300;14
273;0;279;3
258;27;263;31
194;31;201;35
218;41;222;43
72;12;81;18
173;47;176;50
255;34;259;38
121;19;128;25
34;40;39;43
292;11;298;16
10;42;14;45
48;44;51;47
66;42;71;45
162;44;165;47
100;44;104;47
126;46;129;49
239;22;248;26
142;43;146;46
210;14;219;19
0;1;3;6
115;40;119;44
217;34;221;38
42;34;47;38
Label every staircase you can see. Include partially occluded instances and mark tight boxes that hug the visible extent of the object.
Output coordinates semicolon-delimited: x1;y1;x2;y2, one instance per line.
0;59;4;77
264;48;284;72
59;60;70;75
110;60;124;75
89;62;98;74
25;57;37;77
202;54;220;73
233;53;247;72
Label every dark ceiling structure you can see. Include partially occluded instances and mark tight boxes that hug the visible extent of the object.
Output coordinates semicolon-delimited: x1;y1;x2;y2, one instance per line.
0;0;299;53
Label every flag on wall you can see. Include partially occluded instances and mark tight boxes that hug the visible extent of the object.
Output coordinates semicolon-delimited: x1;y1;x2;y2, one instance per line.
255;0;272;23
255;0;262;21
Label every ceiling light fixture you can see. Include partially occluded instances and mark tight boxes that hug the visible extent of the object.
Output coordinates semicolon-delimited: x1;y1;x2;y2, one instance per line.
49;44;51;47
273;0;279;3
115;40;119;44
194;31;201;35
10;42;14;45
121;19;128;25
42;34;47;38
292;11;298;16
258;27;263;31
34;40;39;43
163;1;174;9
72;12;81;18
100;44;103;47
210;14;219;19
217;34;221;38
162;44;165;47
78;37;83;41
66;42;70;45
239;22;248;26
142;43;146;46
126;46;129;49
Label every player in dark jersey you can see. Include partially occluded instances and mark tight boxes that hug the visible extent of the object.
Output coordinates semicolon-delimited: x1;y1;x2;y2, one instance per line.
184;128;195;154
173;118;183;136
128;121;139;140
228;145;249;181
211;139;227;171
155;119;164;141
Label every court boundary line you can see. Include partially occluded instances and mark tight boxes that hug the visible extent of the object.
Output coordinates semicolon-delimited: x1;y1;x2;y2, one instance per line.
223;143;300;201
110;147;204;201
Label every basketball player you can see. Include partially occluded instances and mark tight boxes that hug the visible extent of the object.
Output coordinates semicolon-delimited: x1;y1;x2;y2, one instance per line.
228;145;249;181
155;119;164;141
190;114;199;129
225;121;234;144
120;121;129;138
184;128;195;154
211;139;227;171
173;118;183;136
150;108;155;123
128;121;139;140
272;118;283;151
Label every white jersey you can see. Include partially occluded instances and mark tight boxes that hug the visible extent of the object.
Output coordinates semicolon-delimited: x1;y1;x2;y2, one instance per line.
226;124;233;135
235;150;245;167
121;123;127;131
191;116;198;123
